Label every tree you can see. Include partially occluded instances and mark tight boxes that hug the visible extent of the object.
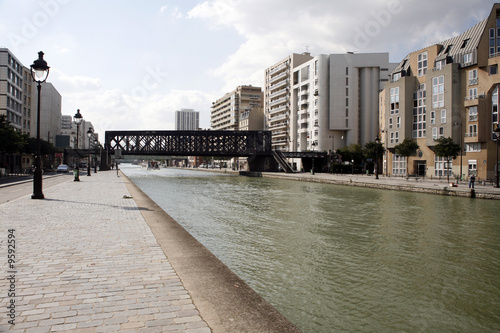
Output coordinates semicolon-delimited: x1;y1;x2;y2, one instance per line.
363;140;386;176
394;138;420;177
0;115;26;169
433;137;461;182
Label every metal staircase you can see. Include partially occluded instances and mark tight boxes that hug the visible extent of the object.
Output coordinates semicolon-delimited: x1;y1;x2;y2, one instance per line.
272;150;294;173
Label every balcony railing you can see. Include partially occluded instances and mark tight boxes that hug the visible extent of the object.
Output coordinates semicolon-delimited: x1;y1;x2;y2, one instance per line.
465;132;478;137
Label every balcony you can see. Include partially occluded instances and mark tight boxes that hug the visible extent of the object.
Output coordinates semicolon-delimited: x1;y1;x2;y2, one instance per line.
465;132;478;137
269;105;287;115
269;96;288;107
269;71;288;84
269;113;287;122
468;115;478;122
269;89;288;99
469;78;478;86
269;122;287;130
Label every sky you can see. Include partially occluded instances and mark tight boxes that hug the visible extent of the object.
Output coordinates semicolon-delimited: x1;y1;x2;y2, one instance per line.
0;0;496;140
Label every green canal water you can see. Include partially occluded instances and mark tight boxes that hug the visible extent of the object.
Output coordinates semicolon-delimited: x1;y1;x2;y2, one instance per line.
121;165;500;333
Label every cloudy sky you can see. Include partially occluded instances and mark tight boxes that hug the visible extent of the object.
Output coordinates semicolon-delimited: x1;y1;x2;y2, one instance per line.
0;0;495;139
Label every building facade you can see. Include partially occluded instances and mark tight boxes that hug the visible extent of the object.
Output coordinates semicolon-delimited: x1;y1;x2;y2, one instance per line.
381;3;500;181
264;53;313;150
211;85;264;131
175;108;199;130
33;82;62;145
291;53;396;154
0;48;25;132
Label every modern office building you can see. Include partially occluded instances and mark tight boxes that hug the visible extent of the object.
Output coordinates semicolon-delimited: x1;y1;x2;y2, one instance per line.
175;108;199;130
211;85;264;131
381;3;500;181
291;53;396;155
264;53;313;150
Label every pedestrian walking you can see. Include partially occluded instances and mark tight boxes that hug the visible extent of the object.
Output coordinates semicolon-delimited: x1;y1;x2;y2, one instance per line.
469;174;475;188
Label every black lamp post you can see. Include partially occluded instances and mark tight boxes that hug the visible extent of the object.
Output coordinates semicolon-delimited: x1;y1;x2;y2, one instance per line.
94;140;99;173
495;126;500;188
30;51;50;199
375;136;380;179
74;109;83;181
311;142;316;175
86;127;93;176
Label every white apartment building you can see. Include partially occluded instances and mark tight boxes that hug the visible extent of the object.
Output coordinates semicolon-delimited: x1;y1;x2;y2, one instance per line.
211;85;263;131
0;48;25;132
292;53;397;154
264;53;313;150
175;108;199;130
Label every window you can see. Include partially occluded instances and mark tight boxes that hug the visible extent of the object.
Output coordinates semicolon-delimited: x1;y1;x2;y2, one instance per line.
469;69;478;85
465;143;481;152
397;117;401;128
430;111;436;125
392;72;401;81
439;127;445;138
392;154;407;175
461;38;470;48
468;124;477;137
432;76;444;108
418;52;427;76
390;87;399;114
468;106;478;122
412;84;426;138
464;52;472;64
389;118;393;129
468;87;478;100
432;127;444;140
468;160;477;176
435;156;452;177
492;85;499;139
435;59;445;70
395;131;399;143
490;64;498;75
441;109;446;123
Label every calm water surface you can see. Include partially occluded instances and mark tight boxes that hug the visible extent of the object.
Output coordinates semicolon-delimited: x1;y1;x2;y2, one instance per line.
121;165;500;333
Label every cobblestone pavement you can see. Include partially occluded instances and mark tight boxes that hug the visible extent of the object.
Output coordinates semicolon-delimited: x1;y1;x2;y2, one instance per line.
0;171;211;332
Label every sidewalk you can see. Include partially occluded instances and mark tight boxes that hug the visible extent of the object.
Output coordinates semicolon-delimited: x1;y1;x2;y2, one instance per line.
0;171;211;332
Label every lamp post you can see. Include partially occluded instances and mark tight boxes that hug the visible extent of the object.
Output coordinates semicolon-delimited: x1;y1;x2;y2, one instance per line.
86;127;93;176
454;122;463;182
495;126;500;188
30;51;50;199
375;136;380;179
74;109;83;181
94;140;99;173
311;142;316;175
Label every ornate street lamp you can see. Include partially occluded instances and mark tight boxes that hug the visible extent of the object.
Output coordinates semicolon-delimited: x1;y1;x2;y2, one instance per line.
86;127;94;176
30;51;50;199
375;136;381;179
74;109;83;181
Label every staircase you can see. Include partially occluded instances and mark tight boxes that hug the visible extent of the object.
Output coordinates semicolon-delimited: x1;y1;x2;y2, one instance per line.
272;150;294;173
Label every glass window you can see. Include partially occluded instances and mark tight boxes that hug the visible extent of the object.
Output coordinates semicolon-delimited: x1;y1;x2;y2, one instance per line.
418;52;428;77
441;109;446;123
392;154;407;175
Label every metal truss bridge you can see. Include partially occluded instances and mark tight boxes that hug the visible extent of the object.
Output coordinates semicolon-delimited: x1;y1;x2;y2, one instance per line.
104;130;273;157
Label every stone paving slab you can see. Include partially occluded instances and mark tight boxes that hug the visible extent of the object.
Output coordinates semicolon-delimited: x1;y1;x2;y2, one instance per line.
0;171;211;332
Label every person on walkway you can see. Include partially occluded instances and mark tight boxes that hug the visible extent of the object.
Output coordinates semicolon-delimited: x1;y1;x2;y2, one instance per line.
469;174;475;189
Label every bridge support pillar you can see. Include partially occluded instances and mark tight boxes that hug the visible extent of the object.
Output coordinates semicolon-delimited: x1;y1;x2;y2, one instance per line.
247;156;278;172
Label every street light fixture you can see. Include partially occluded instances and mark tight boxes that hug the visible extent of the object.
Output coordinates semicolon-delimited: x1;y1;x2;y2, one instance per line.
375;135;380;180
74;109;83;181
86;127;94;176
30;51;50;200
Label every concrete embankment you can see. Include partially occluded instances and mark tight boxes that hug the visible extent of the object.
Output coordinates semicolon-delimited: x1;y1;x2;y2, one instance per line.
122;173;302;333
176;167;500;200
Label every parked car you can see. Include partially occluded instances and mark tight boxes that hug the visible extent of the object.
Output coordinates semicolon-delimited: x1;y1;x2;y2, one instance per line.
56;164;70;173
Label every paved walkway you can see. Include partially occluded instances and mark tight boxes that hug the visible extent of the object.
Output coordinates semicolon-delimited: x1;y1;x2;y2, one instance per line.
0;171;211;332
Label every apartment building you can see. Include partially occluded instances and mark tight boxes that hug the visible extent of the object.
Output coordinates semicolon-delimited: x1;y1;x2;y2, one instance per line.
175;108;200;130
0;48;25;132
264;53;313;150
292;53;396;155
33;82;62;145
211;85;263;131
381;3;500;181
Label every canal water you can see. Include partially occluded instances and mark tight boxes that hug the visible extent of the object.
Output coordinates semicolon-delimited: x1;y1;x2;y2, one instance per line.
121;165;500;333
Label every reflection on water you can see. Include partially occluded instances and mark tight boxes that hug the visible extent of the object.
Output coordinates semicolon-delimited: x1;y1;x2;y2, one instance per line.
121;165;500;333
